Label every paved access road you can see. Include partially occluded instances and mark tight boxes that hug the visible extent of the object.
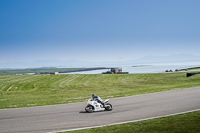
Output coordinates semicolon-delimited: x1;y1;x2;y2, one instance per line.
1;87;200;133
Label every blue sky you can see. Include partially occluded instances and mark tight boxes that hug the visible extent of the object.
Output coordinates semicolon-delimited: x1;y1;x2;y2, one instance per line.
0;0;200;63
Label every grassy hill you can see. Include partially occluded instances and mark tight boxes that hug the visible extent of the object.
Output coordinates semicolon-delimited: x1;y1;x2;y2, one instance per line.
0;72;200;109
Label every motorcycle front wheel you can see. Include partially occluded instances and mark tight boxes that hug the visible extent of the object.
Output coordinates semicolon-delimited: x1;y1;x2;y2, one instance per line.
85;106;94;113
105;103;112;111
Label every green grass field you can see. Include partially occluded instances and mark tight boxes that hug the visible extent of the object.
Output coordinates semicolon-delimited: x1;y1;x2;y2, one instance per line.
0;72;200;109
64;110;200;133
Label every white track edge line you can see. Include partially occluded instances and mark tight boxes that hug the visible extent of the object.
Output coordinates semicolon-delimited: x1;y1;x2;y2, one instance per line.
48;108;200;133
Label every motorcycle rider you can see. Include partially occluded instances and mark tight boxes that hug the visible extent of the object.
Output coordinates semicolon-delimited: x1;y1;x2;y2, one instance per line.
92;94;104;105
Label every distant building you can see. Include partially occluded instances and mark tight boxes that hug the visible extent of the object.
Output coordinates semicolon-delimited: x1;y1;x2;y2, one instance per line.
102;68;128;74
50;72;59;74
111;68;122;74
26;73;35;75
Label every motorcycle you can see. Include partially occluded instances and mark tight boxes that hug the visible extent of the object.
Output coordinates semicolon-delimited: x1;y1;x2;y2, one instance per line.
85;98;113;113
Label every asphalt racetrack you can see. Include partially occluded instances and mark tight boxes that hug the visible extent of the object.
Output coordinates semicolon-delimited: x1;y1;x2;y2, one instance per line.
1;87;200;133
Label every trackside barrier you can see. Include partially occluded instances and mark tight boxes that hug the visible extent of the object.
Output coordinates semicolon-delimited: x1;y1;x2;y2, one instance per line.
187;72;200;77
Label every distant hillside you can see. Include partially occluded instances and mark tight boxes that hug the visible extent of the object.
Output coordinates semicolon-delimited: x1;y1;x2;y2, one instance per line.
0;54;200;69
0;60;96;69
0;67;108;75
133;54;200;63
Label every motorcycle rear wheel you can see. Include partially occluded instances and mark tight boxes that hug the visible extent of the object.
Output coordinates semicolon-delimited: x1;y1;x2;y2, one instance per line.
105;103;112;111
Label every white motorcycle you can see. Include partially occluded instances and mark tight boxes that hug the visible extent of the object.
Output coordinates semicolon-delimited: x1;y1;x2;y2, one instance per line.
85;98;113;113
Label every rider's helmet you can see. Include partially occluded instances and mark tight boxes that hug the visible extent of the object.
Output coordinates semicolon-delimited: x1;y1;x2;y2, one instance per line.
92;94;97;100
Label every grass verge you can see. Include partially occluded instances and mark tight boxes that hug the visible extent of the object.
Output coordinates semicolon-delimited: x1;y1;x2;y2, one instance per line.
0;72;200;109
63;110;200;133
